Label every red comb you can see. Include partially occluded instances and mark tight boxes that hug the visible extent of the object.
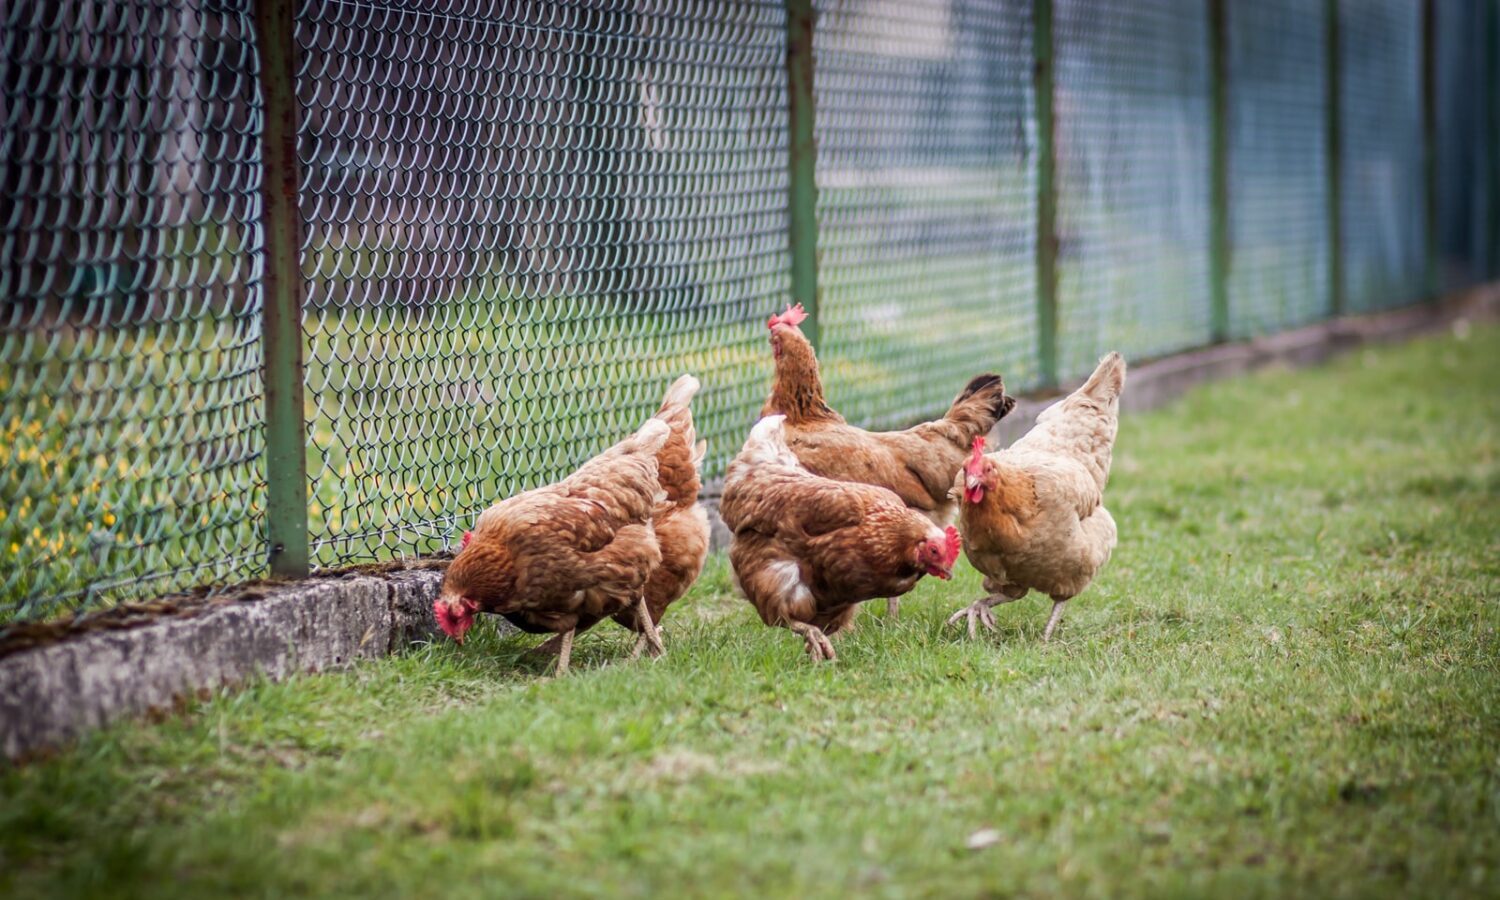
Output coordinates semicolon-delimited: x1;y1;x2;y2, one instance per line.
942;526;962;568
460;530;473;549
966;437;986;475
767;303;808;330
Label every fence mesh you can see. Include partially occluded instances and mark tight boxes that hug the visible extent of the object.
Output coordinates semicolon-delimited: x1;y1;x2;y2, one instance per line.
1;0;267;619
812;0;1038;423
1435;0;1495;290
1;0;1494;619
1338;0;1426;312
1225;0;1330;337
1052;0;1214;379
296;0;788;567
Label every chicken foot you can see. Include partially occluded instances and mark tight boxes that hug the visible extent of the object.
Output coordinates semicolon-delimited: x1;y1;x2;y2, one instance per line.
628;597;666;660
946;594;1021;639
787;620;837;662
1043;599;1068;642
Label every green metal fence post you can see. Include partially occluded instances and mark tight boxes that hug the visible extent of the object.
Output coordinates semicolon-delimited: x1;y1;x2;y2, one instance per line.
1034;0;1059;387
1325;0;1344;316
253;0;310;579
785;0;820;350
1208;0;1230;342
1421;0;1439;298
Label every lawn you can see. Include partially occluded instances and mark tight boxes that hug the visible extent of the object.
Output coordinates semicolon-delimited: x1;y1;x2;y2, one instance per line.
2;322;1497;898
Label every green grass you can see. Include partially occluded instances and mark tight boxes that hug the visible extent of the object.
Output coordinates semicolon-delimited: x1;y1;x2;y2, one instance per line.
3;323;1498;898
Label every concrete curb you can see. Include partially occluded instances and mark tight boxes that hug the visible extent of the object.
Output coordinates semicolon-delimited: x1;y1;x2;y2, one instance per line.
0;570;444;760
2;286;1495;760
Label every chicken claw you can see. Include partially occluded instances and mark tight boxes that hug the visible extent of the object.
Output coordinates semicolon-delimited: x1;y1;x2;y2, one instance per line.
629;625;667;661
631;596;666;659
947;595;1017;639
947;601;996;639
788;621;836;662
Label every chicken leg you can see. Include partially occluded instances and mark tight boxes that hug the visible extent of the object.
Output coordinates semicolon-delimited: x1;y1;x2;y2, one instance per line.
788;620;836;661
885;598;900;620
1043;599;1068;642
553;628;574;676
629;596;666;659
946;594;1021;639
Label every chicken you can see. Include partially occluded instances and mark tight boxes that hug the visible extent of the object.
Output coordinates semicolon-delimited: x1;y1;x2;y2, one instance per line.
434;414;672;675
947;352;1126;642
761;303;1016;618
720;414;961;661
532;375;711;659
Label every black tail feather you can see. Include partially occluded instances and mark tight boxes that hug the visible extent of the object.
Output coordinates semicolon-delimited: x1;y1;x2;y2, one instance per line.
950;373;1016;421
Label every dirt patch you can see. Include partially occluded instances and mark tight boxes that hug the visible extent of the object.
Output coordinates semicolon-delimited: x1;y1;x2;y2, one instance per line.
637;749;782;784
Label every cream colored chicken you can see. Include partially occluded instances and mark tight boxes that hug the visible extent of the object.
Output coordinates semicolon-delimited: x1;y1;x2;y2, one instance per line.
947;352;1125;641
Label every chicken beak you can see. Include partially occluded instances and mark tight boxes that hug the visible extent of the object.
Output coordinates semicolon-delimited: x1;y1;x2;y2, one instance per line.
964;475;984;504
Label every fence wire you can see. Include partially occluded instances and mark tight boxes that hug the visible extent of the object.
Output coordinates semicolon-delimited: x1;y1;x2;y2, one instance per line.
812;0;1038;424
1226;0;1330;338
1;0;266;619
296;0;787;566
1;0;1495;620
1338;0;1426;312
1053;0;1214;379
1435;0;1495;291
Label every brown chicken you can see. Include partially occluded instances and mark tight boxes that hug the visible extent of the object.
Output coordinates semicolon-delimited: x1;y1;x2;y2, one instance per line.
760;303;1016;618
434;413;673;675
532;374;711;659
947;352;1126;642
721;414;961;661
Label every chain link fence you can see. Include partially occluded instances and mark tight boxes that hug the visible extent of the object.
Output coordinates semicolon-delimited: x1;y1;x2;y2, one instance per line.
295;0;788;569
1338;0;1427;314
2;0;268;614
1053;0;1214;376
1436;0;1497;291
813;0;1037;429
3;0;1496;620
1225;0;1330;337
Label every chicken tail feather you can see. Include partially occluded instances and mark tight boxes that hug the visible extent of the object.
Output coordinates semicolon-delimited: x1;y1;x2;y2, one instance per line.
943;373;1017;438
627;417;672;456
1080;352;1127;403
656;373;701;421
652;375;703;507
742;414;802;468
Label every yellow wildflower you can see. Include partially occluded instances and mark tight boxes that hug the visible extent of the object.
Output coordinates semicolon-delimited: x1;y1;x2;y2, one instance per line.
103;512;117;527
